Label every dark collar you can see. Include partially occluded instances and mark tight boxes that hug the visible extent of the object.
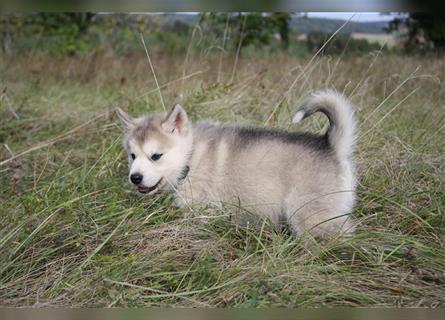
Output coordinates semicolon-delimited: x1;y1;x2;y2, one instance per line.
177;165;190;182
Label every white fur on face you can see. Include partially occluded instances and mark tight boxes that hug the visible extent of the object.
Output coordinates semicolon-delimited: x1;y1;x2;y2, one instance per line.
128;140;163;188
127;131;193;190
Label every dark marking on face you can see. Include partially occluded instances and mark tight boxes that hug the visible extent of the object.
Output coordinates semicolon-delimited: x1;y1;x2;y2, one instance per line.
131;116;172;148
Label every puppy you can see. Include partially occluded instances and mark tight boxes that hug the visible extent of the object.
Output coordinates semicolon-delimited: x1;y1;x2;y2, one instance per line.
117;90;357;236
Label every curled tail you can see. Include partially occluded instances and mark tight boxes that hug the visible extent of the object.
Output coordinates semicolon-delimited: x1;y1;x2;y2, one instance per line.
293;90;356;159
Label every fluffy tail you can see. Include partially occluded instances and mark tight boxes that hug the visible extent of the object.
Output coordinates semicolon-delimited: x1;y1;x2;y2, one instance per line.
293;90;356;159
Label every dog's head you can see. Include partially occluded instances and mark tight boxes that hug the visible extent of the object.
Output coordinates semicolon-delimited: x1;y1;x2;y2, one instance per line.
116;104;193;195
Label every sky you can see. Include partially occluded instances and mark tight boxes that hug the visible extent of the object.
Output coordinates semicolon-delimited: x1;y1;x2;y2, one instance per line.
173;12;399;22
306;12;397;22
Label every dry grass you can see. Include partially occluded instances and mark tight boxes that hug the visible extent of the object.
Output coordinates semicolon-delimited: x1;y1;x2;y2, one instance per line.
0;49;444;307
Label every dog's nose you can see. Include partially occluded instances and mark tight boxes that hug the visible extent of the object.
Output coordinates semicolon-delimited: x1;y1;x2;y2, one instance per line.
130;173;143;185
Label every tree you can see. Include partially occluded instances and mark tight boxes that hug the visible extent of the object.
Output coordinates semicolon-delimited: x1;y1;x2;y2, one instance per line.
0;15;13;53
389;13;445;54
199;12;291;53
29;13;97;55
270;13;290;49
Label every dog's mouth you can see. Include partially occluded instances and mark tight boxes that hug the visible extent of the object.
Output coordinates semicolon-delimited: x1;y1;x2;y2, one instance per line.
137;178;163;194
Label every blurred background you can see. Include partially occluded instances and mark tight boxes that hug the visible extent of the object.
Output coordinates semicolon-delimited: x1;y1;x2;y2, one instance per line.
1;13;444;58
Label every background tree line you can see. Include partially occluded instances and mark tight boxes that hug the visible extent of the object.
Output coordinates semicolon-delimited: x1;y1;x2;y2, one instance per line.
1;13;444;56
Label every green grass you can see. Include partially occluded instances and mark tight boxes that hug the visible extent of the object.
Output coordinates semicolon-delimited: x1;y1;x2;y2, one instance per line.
0;51;444;307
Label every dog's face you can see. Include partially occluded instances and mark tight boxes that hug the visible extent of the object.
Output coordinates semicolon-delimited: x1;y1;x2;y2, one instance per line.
117;104;192;195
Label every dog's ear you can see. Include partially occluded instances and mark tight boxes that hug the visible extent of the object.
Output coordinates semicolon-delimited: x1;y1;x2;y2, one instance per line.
162;104;188;135
116;107;136;131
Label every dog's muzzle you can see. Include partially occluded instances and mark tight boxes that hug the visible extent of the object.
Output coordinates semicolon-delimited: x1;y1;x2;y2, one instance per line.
137;178;163;194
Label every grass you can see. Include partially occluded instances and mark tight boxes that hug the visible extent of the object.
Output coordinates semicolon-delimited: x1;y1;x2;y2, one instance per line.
0;48;444;307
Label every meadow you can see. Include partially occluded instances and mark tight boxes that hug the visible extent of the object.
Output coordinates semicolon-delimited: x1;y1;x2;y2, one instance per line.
1;45;444;306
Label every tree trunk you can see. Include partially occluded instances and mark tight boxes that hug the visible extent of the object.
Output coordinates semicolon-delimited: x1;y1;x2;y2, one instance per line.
1;16;12;54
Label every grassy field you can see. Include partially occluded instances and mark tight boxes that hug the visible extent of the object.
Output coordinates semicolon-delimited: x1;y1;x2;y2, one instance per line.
1;49;444;307
351;33;397;48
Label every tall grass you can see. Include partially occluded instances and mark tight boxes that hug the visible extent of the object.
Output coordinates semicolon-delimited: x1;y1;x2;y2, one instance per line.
0;48;444;306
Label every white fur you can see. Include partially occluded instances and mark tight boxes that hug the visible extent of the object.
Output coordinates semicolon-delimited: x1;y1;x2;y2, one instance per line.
298;90;356;160
128;133;193;190
292;110;305;124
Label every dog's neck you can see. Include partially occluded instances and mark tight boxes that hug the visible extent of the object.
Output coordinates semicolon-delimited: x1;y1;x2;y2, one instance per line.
177;165;190;182
177;131;194;183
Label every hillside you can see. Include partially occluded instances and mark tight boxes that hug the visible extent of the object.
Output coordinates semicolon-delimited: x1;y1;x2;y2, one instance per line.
164;13;390;35
290;16;389;34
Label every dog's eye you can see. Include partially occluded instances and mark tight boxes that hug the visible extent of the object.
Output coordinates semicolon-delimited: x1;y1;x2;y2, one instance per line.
151;153;163;161
130;153;136;160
